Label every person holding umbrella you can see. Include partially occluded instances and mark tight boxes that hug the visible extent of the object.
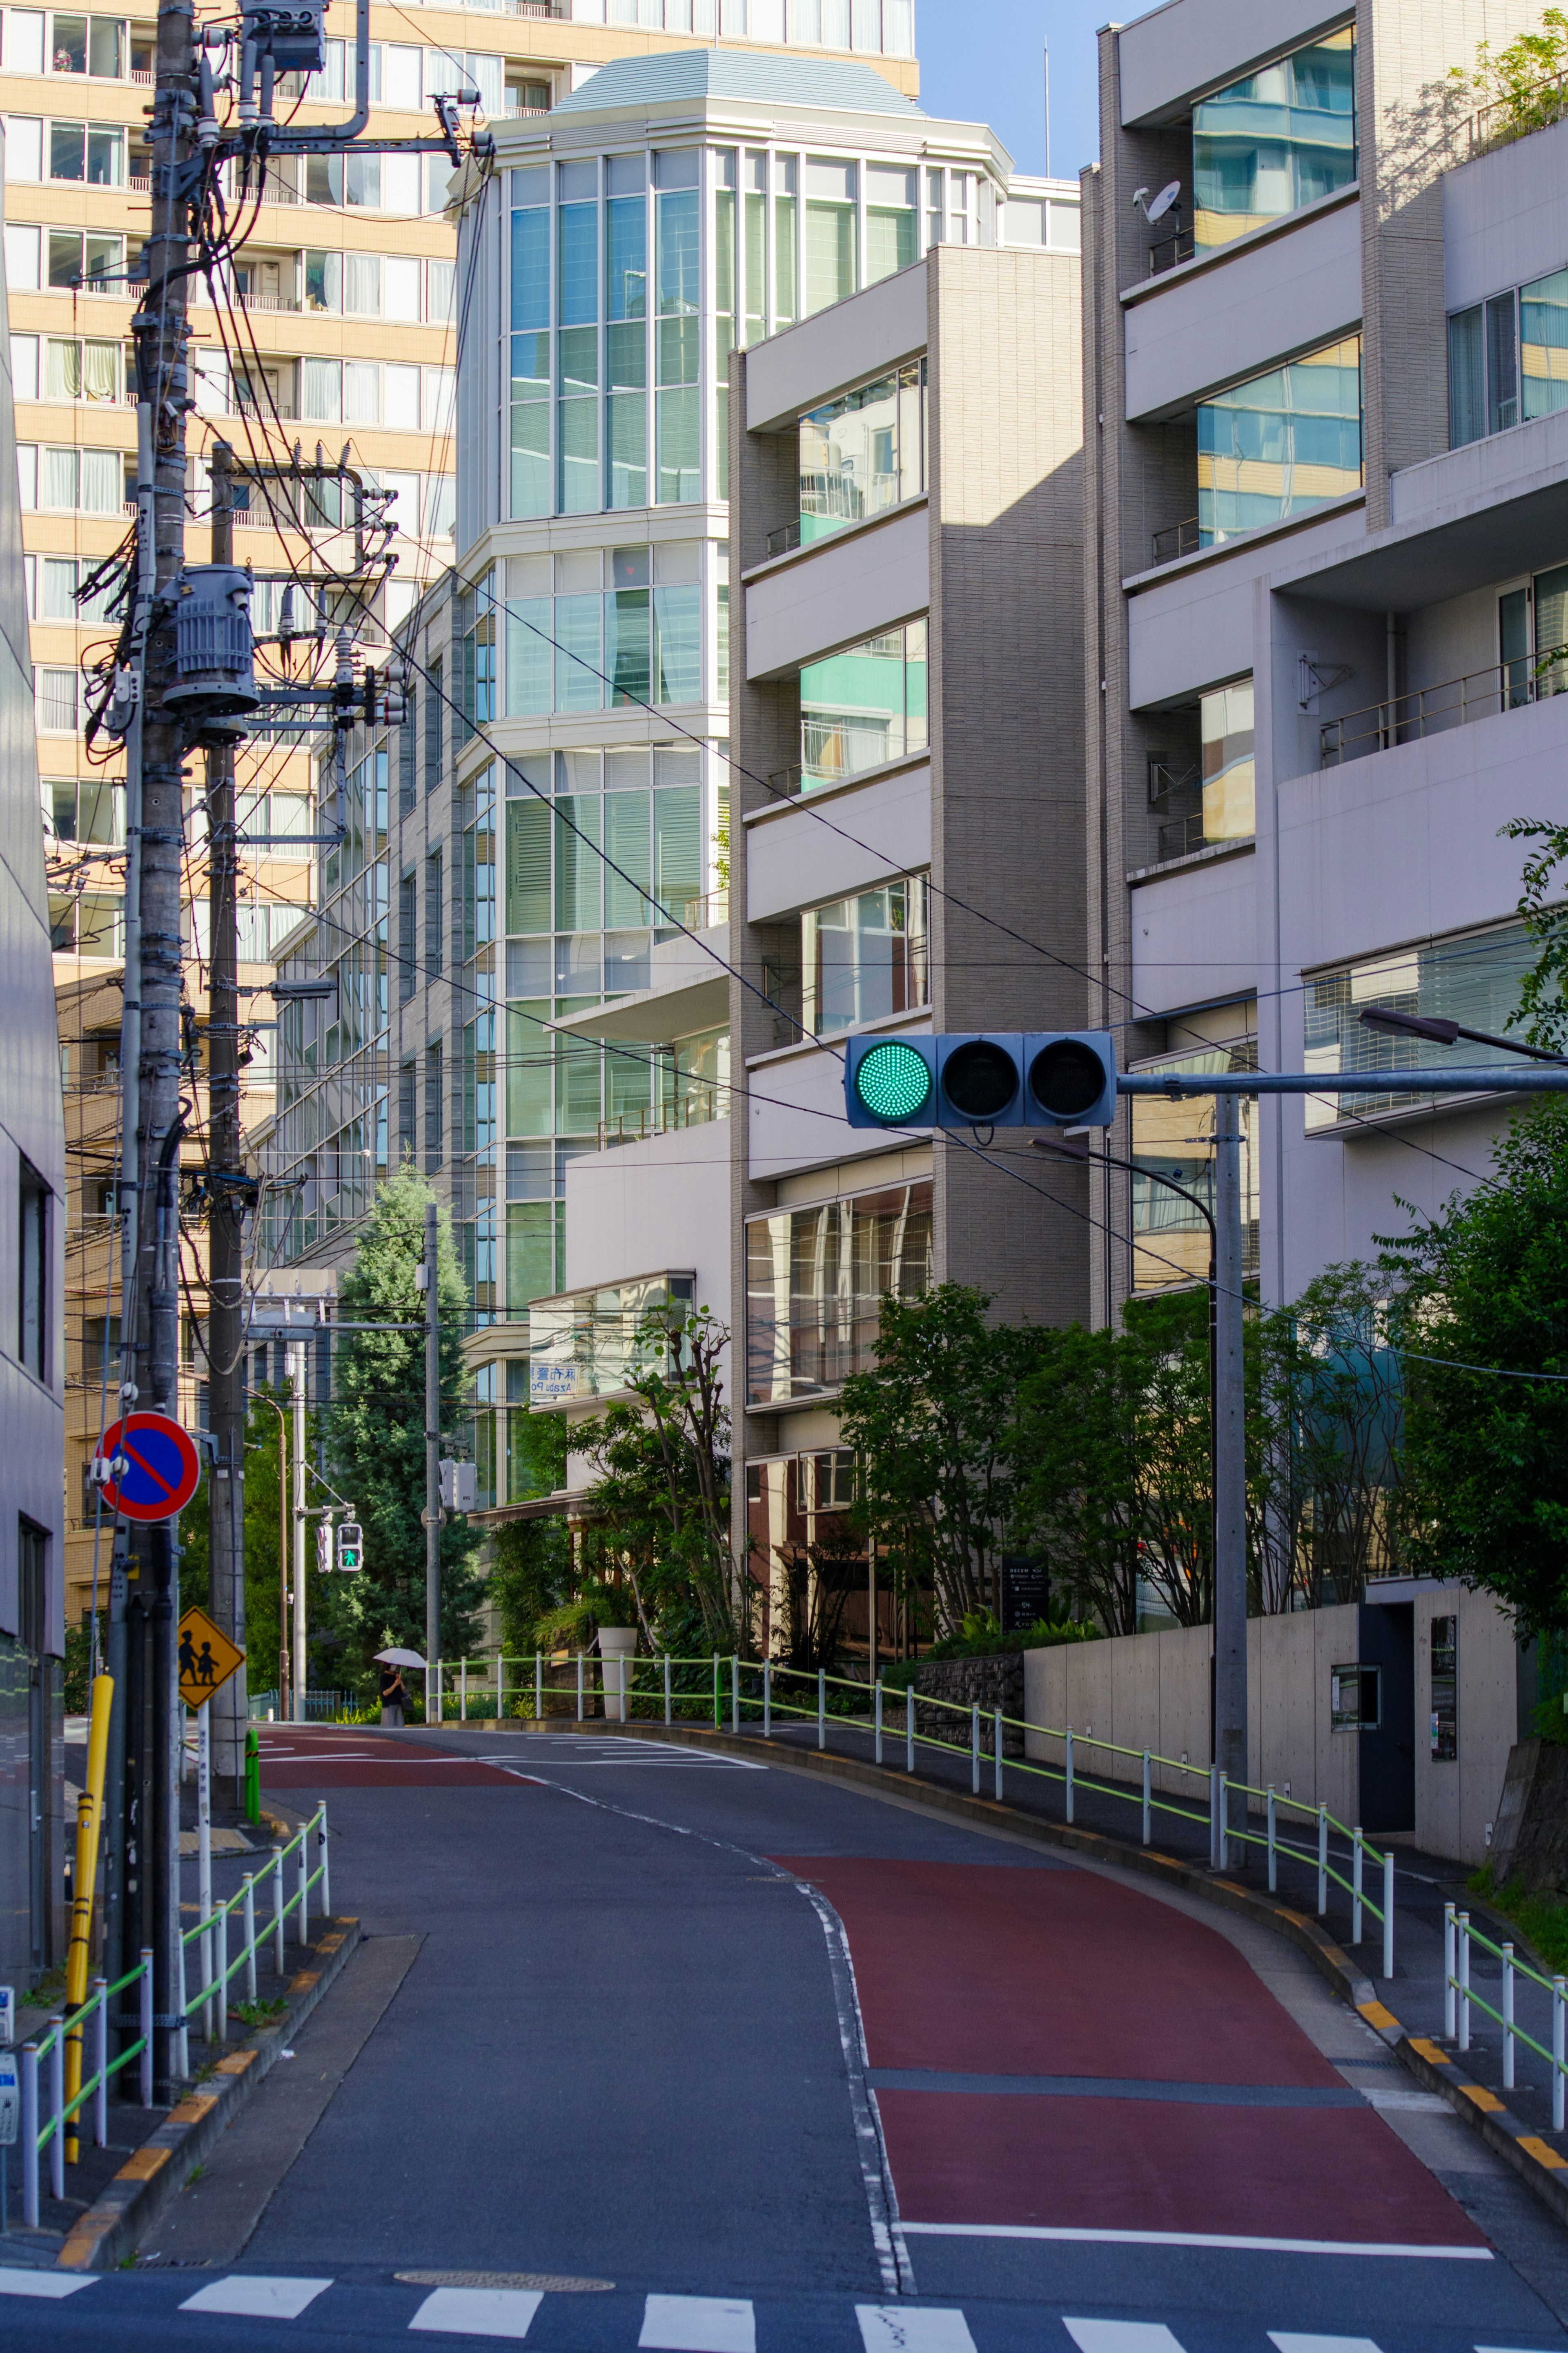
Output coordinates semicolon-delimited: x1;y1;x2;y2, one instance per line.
379;1659;408;1726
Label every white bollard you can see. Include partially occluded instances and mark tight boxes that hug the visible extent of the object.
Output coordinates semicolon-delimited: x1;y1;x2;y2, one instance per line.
906;1684;915;1772
197;1702;213;2042
1444;1903;1457;2039
664;1653;671;1727
731;1655;739;1736
460;1660;468;1722
215;1900;228;2043
272;1844;285;1976
1065;1727;1074;1824
1459;1911;1471;2050
1142;1751;1151;1846
20;2044;37;2227
1317;1805;1329;1915
319;1803;331;1919
993;1708;1003;1802
91;1979;107;2148
1267;1787;1277;1893
818;1669;826;1750
1352;1829;1364;1946
49;2024;64;2201
763;1660;770;1738
138;1950;154;2108
1503;1943;1516;2090
1554;1977;1565;2134
875;1680;883;1766
576;1653;584;1723
1217;1773;1229;1873
1382;1849;1394;1981
971;1705;980;1795
243;1876;258;2003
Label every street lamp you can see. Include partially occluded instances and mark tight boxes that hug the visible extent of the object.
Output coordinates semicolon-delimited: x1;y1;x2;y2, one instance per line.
1357;1006;1567;1063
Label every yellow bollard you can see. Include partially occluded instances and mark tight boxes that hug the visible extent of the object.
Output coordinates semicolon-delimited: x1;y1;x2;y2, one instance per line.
64;1672;114;2162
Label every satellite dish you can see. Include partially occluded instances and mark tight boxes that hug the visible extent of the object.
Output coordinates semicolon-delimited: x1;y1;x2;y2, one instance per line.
1145;180;1182;225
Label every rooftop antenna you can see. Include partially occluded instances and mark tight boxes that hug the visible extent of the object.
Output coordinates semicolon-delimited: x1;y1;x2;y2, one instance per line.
1043;37;1051;180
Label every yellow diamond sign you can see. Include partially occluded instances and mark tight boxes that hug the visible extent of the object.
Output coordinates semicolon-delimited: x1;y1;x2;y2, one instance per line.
177;1605;245;1712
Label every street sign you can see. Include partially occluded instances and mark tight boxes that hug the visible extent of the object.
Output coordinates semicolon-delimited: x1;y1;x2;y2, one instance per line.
178;1604;245;1712
93;1412;201;1523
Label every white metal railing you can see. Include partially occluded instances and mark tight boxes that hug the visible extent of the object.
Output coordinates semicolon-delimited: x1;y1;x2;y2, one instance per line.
1446;1902;1568;2127
1320;654;1566;765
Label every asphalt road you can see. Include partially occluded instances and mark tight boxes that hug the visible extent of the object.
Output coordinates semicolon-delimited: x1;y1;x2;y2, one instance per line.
7;1722;1568;2353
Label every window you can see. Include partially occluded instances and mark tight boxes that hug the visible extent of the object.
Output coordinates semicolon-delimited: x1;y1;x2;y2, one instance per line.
48;118;122;182
1430;1614;1457;1760
864;161;915;284
804;154;857;314
47;14;127;77
503;547;704;716
398;1058;416;1164
35;664;75;728
746;1178;933;1404
1129;1035;1258;1291
43;333;121;401
799;618;927;789
425;848;442;976
1330;1662;1381;1731
1450;265;1568;447
1193;26;1356;252
425;1040;443;1171
398;869;416;1000
425;652;442;790
397;696;415;816
1303;922;1542;1129
44;226;120;287
18;1155;47;1381
1200;678;1254;842
799;360;924;544
1196;336;1362;543
802;872;928;1034
17;1517;47;1655
655;156;700;506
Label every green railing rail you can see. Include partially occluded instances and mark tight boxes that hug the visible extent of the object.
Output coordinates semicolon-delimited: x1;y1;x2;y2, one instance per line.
19;1802;329;2230
429;1650;1398;1975
1446;1900;1567;2129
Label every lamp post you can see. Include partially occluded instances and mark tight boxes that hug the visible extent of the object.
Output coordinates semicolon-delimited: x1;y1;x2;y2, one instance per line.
252;1390;291;1721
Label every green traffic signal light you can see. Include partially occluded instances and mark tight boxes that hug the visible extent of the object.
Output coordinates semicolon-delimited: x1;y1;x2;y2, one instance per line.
854;1038;934;1122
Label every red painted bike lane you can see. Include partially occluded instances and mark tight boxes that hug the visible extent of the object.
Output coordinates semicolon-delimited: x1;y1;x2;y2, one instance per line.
774;1855;1487;2255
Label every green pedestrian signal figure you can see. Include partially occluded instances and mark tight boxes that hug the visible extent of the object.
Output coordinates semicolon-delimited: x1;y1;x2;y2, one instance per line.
336;1521;363;1573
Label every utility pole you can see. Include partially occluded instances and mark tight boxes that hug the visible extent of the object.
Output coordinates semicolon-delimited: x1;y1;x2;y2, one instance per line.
424;1201;440;1702
290;1339;307;1722
206;440;246;1804
122;0;199;2098
1211;1099;1247;1858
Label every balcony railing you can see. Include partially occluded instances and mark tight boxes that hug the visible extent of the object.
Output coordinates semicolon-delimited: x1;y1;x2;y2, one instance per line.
766;518;802;559
1319;655;1567;766
1146;225;1196;277
681;888;728;932
768;765;804;798
595;1092;724;1152
1155;811;1208;861
1152;515;1201;564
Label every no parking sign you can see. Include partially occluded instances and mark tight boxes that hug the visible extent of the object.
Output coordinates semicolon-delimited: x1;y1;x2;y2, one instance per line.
93;1413;201;1522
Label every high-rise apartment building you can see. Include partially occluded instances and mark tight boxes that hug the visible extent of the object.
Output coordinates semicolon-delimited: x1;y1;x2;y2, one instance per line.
26;0;915;1613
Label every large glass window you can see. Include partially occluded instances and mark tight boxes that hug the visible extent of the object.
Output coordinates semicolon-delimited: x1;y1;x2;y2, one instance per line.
529;1271;694;1406
1452;266;1568;448
865;161;916;283
1129;1040;1258;1291
503;547;706;714
510;168;550;519
746;1178;933;1404
1200;679;1254;841
799;360;924;544
802;873;928;1034
1305;924;1542;1130
804;155;857;314
799;619;927;790
606;182;647;509
1196;336;1362;544
1192;26;1356;253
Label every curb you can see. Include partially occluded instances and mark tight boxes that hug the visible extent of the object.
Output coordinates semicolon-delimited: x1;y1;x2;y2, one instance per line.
55;1917;362;2273
472;1717;1568;2236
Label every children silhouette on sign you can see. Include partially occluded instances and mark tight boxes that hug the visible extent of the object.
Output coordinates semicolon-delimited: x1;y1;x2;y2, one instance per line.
178;1626;223;1691
178;1627;198;1684
197;1641;218;1686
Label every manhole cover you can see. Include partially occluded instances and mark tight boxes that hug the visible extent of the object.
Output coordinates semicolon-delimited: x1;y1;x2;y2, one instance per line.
396;2273;615;2293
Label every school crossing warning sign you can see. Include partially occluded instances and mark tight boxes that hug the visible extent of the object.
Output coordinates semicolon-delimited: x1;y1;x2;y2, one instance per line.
177;1605;245;1713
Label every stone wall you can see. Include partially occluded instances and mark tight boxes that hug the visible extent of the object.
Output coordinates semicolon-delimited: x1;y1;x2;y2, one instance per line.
906;1654;1026;1756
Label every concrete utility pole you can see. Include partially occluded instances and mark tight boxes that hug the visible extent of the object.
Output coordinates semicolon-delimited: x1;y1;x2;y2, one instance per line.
1211;1100;1247;1851
205;440;247;1804
123;0;198;2095
424;1200;440;1700
290;1340;308;1721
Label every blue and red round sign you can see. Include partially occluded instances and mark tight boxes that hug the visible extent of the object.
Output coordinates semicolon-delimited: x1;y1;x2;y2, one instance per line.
95;1413;201;1523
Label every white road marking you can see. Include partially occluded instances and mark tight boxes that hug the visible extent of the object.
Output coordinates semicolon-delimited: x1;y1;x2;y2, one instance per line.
408;2286;543;2338
0;2270;98;2299
1065;2325;1188;2353
901;2222;1491;2259
639;2293;756;2351
178;2275;333;2318
857;2304;978;2351
1270;2336;1384;2351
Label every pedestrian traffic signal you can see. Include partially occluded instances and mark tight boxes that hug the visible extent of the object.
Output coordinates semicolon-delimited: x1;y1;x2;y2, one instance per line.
845;1033;1117;1130
316;1521;331;1575
336;1521;363;1572
438;1460;479;1512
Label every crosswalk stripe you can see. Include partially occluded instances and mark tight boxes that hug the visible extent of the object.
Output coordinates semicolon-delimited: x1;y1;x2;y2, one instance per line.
178;2275;333;2318
1270;2336;1383;2351
1064;2325;1188;2352
0;2269;97;2299
856;2304;978;2351
408;2286;544;2339
639;2293;757;2351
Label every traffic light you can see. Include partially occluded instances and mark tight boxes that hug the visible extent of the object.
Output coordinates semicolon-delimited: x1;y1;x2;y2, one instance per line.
439;1460;478;1512
845;1033;1117;1131
315;1521;331;1576
336;1521;363;1572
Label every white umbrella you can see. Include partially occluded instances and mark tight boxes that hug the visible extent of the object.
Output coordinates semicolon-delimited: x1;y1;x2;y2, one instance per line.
374;1647;425;1669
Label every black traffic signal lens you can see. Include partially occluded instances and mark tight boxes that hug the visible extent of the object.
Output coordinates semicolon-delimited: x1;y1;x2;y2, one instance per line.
1029;1037;1107;1120
943;1039;1020;1121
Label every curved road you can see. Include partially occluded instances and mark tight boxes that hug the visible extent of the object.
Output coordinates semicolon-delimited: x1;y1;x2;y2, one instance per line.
6;1722;1568;2352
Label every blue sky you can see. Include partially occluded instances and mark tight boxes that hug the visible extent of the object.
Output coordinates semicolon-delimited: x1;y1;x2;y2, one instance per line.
915;0;1104;182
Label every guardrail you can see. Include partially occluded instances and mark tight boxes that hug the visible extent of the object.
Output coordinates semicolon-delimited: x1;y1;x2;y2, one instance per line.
17;1803;327;2228
1446;1902;1568;2128
429;1652;1396;1972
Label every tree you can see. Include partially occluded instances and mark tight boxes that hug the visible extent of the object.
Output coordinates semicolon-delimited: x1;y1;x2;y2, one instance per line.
1381;1098;1568;1639
326;1164;484;1680
839;1285;1055;1636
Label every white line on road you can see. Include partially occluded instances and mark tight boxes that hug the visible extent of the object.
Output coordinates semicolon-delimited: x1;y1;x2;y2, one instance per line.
857;2304;978;2351
408;2286;544;2338
901;2224;1491;2259
639;2293;756;2351
1065;2324;1188;2352
178;2276;333;2318
0;2271;98;2299
1270;2335;1384;2351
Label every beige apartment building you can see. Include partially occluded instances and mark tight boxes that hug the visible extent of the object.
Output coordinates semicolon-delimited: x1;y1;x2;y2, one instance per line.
11;0;917;1615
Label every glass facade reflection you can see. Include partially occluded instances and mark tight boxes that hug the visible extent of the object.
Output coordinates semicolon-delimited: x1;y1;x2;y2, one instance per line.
799;620;928;788
1305;925;1540;1129
746;1178;933;1403
1193;27;1356;252
1200;680;1254;842
799;361;925;544
802;872;929;1034
1197;336;1362;544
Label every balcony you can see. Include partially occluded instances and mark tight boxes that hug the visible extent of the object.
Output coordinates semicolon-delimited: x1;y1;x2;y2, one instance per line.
1152;515;1201;565
1318;657;1561;767
681;887;728;931
766;519;802;560
1145;225;1196;277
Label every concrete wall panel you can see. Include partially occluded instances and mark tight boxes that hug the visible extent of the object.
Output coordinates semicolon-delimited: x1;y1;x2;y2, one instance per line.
744;502;930;680
1117;0;1352;126
1445;114;1568;313
745;261;927;432
745;763;931;921
1129;852;1259;1014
